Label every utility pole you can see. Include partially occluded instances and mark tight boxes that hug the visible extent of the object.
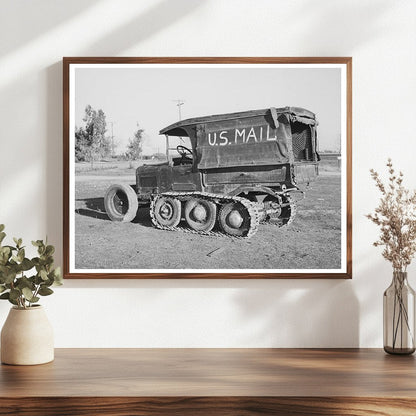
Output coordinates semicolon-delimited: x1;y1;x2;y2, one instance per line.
173;99;185;120
136;122;144;161
172;100;185;145
109;121;116;157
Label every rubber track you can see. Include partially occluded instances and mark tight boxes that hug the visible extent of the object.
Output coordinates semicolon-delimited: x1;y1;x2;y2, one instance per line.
261;196;297;227
150;191;261;239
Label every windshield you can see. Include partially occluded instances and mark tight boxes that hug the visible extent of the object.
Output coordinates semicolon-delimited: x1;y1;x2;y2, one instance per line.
166;135;193;159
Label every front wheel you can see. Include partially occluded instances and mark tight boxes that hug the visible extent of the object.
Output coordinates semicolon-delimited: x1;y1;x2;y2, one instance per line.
104;184;138;222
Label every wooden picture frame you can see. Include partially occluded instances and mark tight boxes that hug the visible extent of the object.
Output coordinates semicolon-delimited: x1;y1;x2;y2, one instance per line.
63;57;352;279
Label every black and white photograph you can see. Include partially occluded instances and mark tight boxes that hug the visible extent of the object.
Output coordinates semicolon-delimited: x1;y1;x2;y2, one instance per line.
64;58;351;278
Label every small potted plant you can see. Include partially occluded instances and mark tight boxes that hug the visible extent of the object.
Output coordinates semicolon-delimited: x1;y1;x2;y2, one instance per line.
367;159;416;355
0;224;62;365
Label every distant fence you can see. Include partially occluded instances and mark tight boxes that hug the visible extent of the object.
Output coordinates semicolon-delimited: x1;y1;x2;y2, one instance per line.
319;152;341;159
75;161;120;173
319;152;341;170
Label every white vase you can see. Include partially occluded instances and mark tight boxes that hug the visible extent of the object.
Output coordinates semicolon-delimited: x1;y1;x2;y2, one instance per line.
1;305;54;365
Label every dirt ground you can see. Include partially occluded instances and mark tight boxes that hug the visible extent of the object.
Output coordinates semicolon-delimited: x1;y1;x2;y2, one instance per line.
74;161;341;271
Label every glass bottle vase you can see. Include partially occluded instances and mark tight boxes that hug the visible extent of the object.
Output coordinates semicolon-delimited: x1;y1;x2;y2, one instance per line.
383;271;415;355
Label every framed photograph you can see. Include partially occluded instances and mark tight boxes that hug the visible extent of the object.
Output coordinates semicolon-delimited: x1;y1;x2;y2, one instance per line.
63;57;352;279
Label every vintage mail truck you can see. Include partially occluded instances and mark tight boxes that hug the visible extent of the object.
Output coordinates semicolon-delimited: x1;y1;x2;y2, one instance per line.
104;106;319;237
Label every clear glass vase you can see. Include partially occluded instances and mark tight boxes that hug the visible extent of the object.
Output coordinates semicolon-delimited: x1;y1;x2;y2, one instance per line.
383;271;415;355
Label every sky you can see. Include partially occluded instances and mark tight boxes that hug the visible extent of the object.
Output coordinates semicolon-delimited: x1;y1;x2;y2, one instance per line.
74;64;342;155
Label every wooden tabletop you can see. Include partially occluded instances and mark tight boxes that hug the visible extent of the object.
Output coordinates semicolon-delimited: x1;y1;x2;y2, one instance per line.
1;348;416;415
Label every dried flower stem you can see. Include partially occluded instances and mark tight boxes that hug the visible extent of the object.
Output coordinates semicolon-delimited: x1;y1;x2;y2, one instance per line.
366;159;416;271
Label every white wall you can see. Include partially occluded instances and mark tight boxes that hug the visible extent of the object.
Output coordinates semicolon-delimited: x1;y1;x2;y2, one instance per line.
1;0;416;347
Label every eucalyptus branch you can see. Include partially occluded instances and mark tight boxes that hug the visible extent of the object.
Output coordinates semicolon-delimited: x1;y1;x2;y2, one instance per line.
0;225;62;309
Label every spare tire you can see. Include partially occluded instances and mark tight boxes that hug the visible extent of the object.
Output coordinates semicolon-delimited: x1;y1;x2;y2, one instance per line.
104;184;138;222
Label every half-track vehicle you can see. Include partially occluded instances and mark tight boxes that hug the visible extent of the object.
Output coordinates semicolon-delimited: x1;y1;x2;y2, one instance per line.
104;106;319;237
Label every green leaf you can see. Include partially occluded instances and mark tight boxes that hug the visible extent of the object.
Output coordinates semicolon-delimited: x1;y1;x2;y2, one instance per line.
38;287;53;296
52;267;63;285
17;276;35;290
20;258;33;271
17;248;25;263
0;246;11;257
8;297;18;306
0;286;7;294
45;245;55;256
43;256;54;266
0;291;18;306
9;288;21;301
0;246;10;254
32;240;43;247
39;269;48;281
12;237;23;249
20;287;39;304
34;274;43;285
2;245;16;253
0;292;9;299
0;224;5;232
0;232;6;244
22;287;33;299
42;276;54;287
2;271;16;285
0;248;10;265
3;263;19;278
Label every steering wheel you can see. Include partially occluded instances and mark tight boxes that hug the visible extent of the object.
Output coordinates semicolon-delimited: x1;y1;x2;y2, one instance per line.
176;145;193;158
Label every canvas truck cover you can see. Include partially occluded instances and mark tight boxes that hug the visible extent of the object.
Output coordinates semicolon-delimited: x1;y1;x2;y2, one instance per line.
160;107;317;170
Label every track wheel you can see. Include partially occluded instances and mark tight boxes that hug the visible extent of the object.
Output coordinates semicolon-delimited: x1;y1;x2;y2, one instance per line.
184;198;217;232
277;195;296;227
104;183;138;222
263;195;282;224
218;202;251;237
153;196;181;227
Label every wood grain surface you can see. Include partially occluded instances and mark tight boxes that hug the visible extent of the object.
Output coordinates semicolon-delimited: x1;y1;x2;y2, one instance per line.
1;397;416;416
1;349;415;415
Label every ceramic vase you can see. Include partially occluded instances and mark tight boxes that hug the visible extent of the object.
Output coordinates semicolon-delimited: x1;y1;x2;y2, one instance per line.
1;305;54;365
